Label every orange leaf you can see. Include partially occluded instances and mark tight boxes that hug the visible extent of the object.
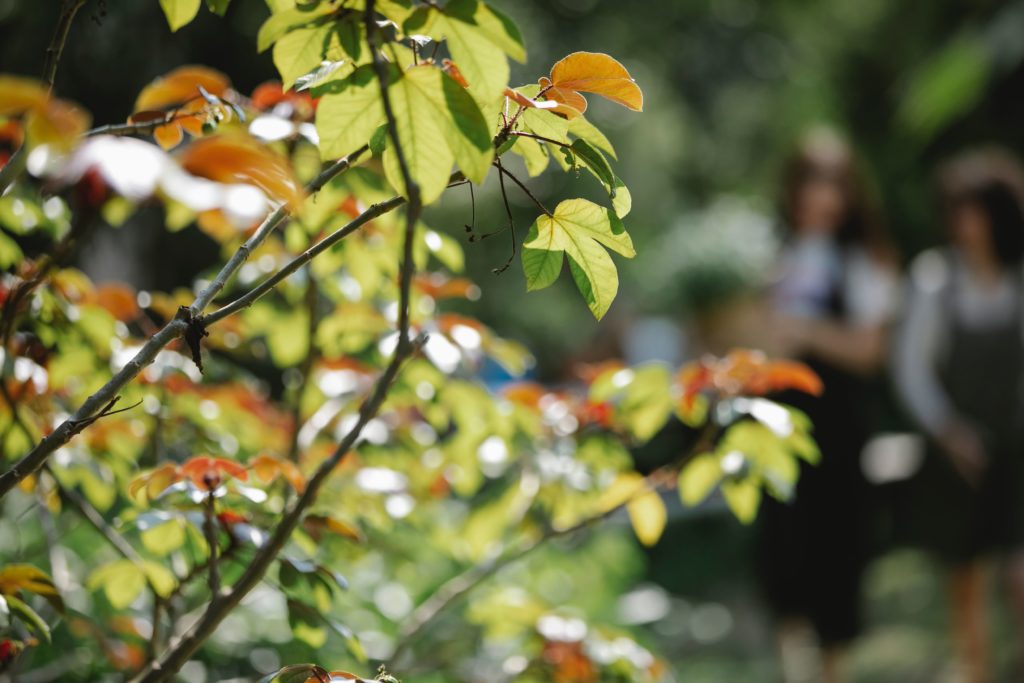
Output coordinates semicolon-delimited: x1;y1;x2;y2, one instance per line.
442;59;469;88
547;51;643;112
153;122;184;150
90;283;139;321
759;360;824;397
538;76;588;117
249;454;306;492
24;99;90;149
181;455;248;490
134;65;230;112
0;76;49;115
502;381;548;408
179;134;304;208
303;514;364;543
128;463;181;500
413;274;478;300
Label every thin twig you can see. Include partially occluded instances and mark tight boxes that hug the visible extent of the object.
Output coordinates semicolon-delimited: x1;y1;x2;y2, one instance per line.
202;493;220;597
42;0;87;89
495;162;553;216
0;146;369;499
510;130;572;149
491;157;517;274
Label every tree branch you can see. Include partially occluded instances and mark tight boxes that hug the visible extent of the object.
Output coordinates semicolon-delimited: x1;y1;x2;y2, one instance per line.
127;7;429;679
42;0;86;89
0;146;369;499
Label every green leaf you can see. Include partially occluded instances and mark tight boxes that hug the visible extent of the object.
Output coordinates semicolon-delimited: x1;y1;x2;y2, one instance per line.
721;479;761;524
87;560;145;609
5;595;50;642
141;561;177;598
612;176;632;217
206;0;230;15
568;115;616;159
571;138;616;196
159;0;201;32
627;490;666;546
0;231;24;269
679;454;722;506
383;65;493;202
288;599;328;648
257;3;336;52
405;0;523;105
315;66;386;160
445;0;525;62
273;23;332;88
521;198;635;319
141;519;186;556
369;123;388;156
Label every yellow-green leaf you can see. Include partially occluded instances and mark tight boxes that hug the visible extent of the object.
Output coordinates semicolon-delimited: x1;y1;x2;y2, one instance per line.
159;0;201;32
678;454;722;506
521;198;635;319
273;24;332;88
721;479;761;524
315;66;386;160
627;490;666;546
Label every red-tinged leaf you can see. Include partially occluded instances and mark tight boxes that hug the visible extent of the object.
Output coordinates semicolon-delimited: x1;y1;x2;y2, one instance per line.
134;65;230;112
503;87;557;111
759;360;824;397
180;134;304;208
547;51;643;112
257;663;330;683
442;59;470;88
181;455;249;491
252;82;288;110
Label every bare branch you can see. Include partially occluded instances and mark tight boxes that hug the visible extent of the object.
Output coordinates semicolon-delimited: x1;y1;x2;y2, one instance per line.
496;162;553;217
42;0;87;89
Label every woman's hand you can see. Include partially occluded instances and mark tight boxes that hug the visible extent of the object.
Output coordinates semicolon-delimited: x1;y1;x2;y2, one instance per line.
939;419;989;488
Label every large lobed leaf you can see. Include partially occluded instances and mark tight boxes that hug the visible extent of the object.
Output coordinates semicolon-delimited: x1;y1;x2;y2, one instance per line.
521;198;635;319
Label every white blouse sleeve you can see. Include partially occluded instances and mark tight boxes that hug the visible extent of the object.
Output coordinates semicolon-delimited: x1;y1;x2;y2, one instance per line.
844;249;900;326
892;250;956;437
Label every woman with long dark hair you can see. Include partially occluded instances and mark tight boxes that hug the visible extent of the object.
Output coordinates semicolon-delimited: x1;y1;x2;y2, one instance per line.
757;128;899;683
894;148;1024;683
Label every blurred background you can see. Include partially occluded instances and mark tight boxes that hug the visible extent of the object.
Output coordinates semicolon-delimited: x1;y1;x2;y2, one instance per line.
5;0;1024;680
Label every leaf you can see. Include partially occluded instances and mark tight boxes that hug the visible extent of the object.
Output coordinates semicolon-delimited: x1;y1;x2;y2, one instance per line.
0;565;60;599
273;24;333;89
140;561;177;598
257;3;336;52
159;0;201;32
383;65;493;202
627;490;666;546
521;198;635;319
288;599;328;648
180;455;249;490
570;138;616;196
129;463;180;501
678;454;722;506
87;560;146;609
315;66;386;161
567;114;616;159
721;479;761;524
207;0;230;15
134;66;230;112
180;134;304;207
250;454;306;492
611;176;631;217
257;663;330;683
546;51;643;112
4;595;49;642
0;75;49;114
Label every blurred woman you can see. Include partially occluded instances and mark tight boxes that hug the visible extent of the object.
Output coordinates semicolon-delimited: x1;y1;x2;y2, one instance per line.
893;148;1024;683
756;128;899;683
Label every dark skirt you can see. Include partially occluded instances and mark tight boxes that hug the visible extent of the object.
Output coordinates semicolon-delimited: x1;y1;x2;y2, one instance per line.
754;362;870;645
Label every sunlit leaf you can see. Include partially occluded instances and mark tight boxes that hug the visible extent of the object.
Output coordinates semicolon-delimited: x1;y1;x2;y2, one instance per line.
521;198;635;319
315;66;385;161
678;454;722;506
627;489;666;546
546;51;643;112
159;0;201;32
134;65;230;112
180;134;304;207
